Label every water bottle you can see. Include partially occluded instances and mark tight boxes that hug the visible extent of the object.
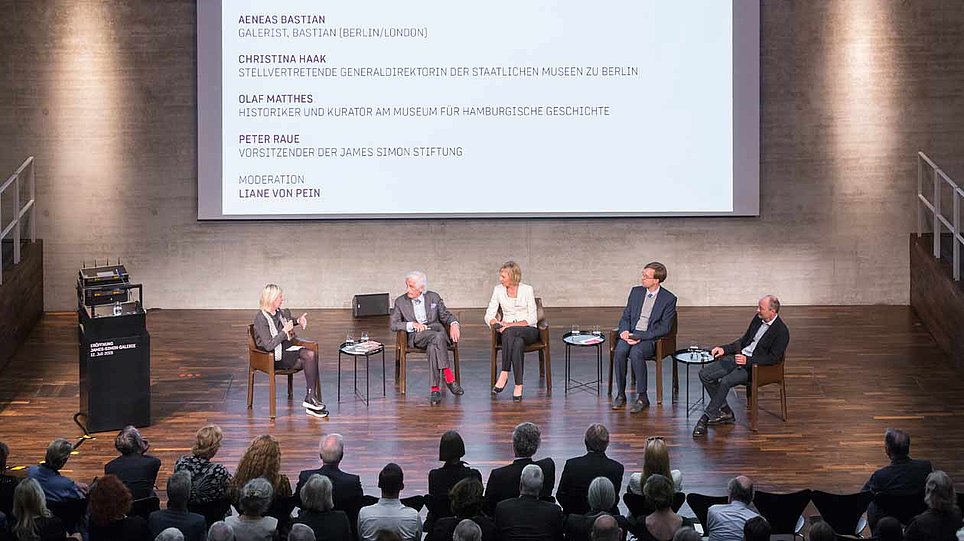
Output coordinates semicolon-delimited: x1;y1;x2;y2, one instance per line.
113;301;122;316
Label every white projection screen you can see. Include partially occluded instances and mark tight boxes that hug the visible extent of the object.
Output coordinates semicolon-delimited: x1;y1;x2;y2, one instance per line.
197;1;759;220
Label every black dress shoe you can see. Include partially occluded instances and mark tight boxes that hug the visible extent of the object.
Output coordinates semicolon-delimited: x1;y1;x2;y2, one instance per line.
630;398;650;413
693;415;709;437
707;410;736;425
446;381;464;395
492;384;506;394
512;393;523;402
611;395;627;409
430;390;442;405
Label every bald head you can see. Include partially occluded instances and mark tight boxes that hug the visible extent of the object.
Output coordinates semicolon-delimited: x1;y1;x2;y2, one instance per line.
727;475;754;504
320;433;345;465
591;515;620;541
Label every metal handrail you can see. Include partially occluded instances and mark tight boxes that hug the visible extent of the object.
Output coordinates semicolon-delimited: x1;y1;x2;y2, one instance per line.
0;156;37;285
917;152;964;280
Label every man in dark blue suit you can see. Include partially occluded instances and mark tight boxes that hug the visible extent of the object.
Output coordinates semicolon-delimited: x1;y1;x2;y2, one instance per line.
613;262;678;412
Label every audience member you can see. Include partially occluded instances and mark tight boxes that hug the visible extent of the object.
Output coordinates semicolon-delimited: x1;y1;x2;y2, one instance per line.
742;516;770;541
564;477;626;541
631;474;691;541
174;425;232;505
557;424;624;515
484;422;556;513
231;435;292;532
149;471;206;541
156;527;186;541
628;437;682;495
7;477;80;541
453;519;482;541
0;442;18;518
427;431;482;527
287;523;316;541
670;529;699;541
374;531;402;541
291;474;351;541
206;521;235;541
807;521;834;541
428;478;497;541
105;425;161;500
904;470;963;541
591;515;620;541
27;439;85;503
863;428;933;530
88;474;150;541
874;517;901;541
225;478;278;541
294;434;363;534
357;464;421;541
494;464;563;541
705;476;759;541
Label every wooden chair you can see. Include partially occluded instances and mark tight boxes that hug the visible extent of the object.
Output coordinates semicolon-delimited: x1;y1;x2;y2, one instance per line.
607;316;677;404
489;298;552;395
246;324;319;419
394;326;460;395
744;353;788;431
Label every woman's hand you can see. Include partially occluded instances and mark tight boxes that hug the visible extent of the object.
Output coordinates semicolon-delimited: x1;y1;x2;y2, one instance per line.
297;312;308;330
282;320;295;334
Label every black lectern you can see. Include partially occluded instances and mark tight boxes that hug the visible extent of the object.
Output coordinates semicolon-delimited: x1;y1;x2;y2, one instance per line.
77;264;150;432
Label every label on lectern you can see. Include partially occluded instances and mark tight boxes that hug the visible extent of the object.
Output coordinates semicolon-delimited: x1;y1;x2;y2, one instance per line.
88;339;140;358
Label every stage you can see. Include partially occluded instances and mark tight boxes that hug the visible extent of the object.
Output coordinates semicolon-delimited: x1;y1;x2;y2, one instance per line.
0;305;962;501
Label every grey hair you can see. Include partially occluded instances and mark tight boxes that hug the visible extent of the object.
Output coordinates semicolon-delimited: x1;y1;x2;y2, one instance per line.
44;439;73;470
884;428;910;458
627;472;643;496
671;528;701;541
320;434;345;464
300;474;334;512
404;271;427;288
207;521;235;541
155;527;185;541
924;470;957;512
239;477;274;516
115;425;149;455
764;295;781;313
591;514;620;541
288;524;316;541
727;476;754;504
453;519;482;541
167;470;192;508
587;477;615;512
512;422;541;458
519;464;544;496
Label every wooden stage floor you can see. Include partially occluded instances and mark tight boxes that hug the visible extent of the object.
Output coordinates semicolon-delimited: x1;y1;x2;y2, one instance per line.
1;306;962;500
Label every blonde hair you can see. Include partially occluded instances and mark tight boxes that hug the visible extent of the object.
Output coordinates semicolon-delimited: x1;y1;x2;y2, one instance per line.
259;284;283;311
192;425;223;459
500;261;522;286
642;437;672;482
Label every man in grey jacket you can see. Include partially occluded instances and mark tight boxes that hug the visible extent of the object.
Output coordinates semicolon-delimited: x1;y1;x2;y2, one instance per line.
390;271;464;405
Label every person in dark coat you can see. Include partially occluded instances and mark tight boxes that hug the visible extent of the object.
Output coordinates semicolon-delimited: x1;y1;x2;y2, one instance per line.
903;471;963;541
556;425;624;515
495;465;563;541
148;471;206;541
291;474;352;541
295;434;364;536
485;423;555;514
427;431;482;529
104;426;161;501
428;478;497;541
862;428;933;530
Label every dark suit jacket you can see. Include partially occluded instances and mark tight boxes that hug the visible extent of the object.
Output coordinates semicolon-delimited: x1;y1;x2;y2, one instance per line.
390;291;458;343
430;514;498;541
862;456;933;494
292;509;353;541
484;457;556;514
617;287;677;341
295;465;364;533
104;453;161;500
722;315;789;366
427;462;483;524
556;452;624;515
148;508;207;541
903;508;963;541
495;495;563;541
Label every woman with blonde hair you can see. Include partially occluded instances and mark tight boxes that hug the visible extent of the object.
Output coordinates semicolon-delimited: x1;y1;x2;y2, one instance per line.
253;283;328;418
9;477;80;540
485;261;539;401
628;437;682;495
231;435;292;513
174;424;232;506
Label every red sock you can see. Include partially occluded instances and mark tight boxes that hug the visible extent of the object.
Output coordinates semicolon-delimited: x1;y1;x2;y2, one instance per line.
443;368;455;384
431;385;441;392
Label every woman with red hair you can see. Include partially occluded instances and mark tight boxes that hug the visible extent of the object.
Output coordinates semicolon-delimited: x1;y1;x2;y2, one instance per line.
87;474;150;541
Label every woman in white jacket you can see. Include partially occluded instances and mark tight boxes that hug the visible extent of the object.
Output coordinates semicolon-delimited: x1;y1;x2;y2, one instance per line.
486;261;539;401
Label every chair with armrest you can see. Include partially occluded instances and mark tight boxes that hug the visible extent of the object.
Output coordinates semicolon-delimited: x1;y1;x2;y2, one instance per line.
607;316;677;405
394;325;461;395
246;324;319;419
489;298;552;395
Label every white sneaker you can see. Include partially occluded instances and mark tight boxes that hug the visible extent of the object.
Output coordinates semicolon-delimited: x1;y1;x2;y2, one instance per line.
305;408;329;418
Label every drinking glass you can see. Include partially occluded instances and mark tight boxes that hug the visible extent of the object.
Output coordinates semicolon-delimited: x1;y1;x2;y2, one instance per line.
360;330;369;343
592;325;601;337
571;324;580;335
346;332;355;346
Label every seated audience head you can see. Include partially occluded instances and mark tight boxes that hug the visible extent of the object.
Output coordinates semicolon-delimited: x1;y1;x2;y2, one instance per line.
378;463;404;498
924;470;957;512
288;523;316;541
156;527;186;541
726;475;753;505
808;521;835;541
627;473;643;496
453;519;483;541
439;430;467;464
115;425;150;456
0;441;9;472
11;478;51;539
300;474;334;512
259;284;283;311
319;433;345;466
499;261;523;286
238;477;274;517
671;528;700;541
193;424;224;459
43;438;73;471
375;529;403;541
875;517;902;541
167;470;192;510
643;436;672;481
590;514;620;541
207;521;235;541
449;478;484;518
519;464;544;497
742;516;771;541
89;474;133;526
587;476;616;513
643;474;674;512
235;435;284;492
584;424;610;453
512;422;541;459
884;428;910;459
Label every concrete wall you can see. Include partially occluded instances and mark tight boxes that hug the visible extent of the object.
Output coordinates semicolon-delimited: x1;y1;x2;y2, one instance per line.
2;1;964;310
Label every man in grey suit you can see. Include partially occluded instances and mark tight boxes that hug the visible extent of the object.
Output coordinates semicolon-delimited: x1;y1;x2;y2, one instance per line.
390;271;464;405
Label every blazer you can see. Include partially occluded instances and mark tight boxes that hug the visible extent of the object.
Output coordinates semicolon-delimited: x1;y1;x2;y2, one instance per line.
148;508;207;541
105;453;162;500
291;509;353;541
430;514;498;541
295;465;364;532
495;495;564;541
722;315;789;366
617;287;677;341
484;457;556;514
428;462;483;498
390;291;458;335
861;456;933;494
556;451;625;515
484;283;538;327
